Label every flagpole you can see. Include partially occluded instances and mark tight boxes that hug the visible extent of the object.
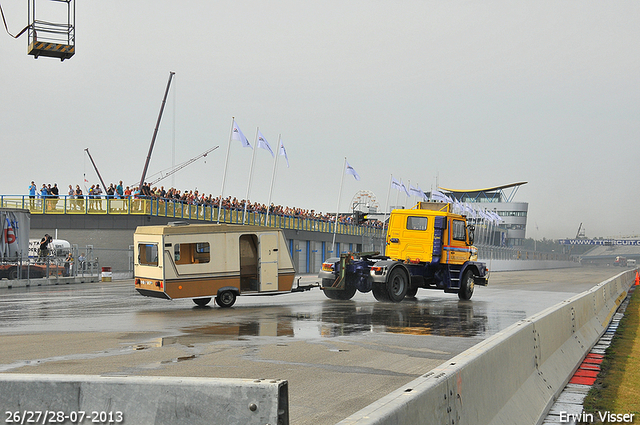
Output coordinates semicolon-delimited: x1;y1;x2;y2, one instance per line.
383;174;393;233
243;128;259;224
406;179;411;209
395;179;401;209
265;134;281;226
218;117;235;223
331;157;347;253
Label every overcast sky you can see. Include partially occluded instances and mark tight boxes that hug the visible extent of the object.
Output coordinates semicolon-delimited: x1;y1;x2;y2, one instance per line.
2;1;639;240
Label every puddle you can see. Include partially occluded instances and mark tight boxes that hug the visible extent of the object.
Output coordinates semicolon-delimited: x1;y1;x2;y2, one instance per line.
169;299;515;345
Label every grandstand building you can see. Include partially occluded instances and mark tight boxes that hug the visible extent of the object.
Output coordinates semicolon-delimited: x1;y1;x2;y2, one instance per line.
438;182;528;247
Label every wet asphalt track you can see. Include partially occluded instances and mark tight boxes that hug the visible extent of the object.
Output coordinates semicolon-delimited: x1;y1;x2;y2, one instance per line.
0;267;623;424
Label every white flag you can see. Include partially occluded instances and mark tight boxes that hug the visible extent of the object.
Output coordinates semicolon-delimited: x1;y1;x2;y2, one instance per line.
409;184;423;198
279;140;289;168
231;120;251;148
391;177;402;191
257;131;274;157
400;180;410;197
431;190;448;203
345;161;360;181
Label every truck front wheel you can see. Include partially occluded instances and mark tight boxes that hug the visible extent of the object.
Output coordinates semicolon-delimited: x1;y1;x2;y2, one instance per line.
321;278;356;300
386;268;409;302
458;270;475;300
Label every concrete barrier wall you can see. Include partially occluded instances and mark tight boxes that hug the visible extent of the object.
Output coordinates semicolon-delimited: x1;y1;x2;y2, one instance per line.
0;374;288;425
484;259;581;272
337;270;634;425
0;275;100;289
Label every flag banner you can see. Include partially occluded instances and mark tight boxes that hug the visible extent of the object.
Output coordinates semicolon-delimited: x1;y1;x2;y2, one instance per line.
431;190;448;202
231;120;251;148
346;161;360;181
400;181;410;197
257;131;274;157
279;140;290;168
391;177;402;191
409;184;424;198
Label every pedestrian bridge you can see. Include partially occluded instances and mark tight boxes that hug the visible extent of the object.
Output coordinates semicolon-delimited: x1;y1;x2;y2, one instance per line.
2;195;384;239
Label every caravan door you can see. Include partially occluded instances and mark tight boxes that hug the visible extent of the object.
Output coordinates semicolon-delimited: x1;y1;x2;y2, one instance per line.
259;232;279;291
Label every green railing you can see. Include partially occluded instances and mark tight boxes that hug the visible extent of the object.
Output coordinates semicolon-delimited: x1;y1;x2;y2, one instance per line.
2;195;384;238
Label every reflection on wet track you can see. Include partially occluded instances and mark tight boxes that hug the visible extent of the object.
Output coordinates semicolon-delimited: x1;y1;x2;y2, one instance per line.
0;279;531;340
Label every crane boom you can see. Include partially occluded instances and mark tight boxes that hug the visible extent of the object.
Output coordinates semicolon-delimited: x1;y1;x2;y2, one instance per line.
147;146;219;186
84;148;107;191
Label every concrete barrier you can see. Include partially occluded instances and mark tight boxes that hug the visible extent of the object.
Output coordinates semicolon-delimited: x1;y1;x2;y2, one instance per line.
482;259;581;272
337;270;634;425
0;374;288;425
0;275;100;289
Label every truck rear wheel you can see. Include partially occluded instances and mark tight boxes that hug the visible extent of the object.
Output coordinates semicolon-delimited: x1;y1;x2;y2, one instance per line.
458;270;474;300
405;286;418;298
386;268;408;302
372;283;389;301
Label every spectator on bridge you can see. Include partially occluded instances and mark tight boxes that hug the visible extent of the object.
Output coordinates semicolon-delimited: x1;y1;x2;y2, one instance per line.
95;184;103;210
68;185;75;210
106;184;115;200
29;181;37;209
116;181;124;199
75;185;84;211
51;183;59;211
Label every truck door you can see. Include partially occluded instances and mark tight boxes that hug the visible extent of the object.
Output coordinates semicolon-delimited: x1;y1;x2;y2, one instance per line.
445;218;469;264
259;232;279;292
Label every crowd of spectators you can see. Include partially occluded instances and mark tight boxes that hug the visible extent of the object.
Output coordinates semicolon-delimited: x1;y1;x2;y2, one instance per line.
29;181;385;229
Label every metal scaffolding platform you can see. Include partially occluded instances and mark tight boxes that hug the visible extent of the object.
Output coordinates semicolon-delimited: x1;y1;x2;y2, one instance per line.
27;0;75;61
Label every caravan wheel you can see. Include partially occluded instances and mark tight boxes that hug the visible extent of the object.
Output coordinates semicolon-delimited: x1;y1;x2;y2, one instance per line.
215;290;237;308
193;298;211;307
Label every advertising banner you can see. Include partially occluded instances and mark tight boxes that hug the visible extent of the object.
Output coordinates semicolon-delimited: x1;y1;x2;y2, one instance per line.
558;239;640;246
0;209;30;261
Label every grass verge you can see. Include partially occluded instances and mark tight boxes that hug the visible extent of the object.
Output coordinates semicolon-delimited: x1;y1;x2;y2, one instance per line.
582;285;639;421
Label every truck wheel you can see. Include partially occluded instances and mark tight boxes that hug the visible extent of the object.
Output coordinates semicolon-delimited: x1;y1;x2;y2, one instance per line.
386;268;408;302
458;270;475;300
215;290;237;308
372;283;389;301
321;278;356;300
193;297;211;307
8;268;18;280
405;286;418;298
322;278;340;299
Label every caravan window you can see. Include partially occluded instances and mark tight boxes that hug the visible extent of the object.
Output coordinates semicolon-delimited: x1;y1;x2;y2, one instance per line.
138;243;158;266
174;242;210;264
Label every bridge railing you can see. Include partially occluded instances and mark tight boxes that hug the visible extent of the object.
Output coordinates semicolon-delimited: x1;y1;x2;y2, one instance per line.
1;195;384;238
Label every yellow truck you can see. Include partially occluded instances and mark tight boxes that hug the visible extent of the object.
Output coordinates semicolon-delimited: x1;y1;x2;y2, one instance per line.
319;202;489;301
133;222;311;307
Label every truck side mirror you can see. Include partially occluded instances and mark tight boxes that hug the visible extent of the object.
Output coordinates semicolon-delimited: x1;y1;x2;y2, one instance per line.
467;225;475;245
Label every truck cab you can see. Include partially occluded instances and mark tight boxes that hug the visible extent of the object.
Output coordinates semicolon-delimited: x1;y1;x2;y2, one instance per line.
319;202;488;302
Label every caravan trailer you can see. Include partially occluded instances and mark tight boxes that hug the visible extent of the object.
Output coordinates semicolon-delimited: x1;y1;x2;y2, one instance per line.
134;222;310;307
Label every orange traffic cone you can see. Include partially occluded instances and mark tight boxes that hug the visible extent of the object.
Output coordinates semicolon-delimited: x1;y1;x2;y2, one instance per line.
635;270;639;286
